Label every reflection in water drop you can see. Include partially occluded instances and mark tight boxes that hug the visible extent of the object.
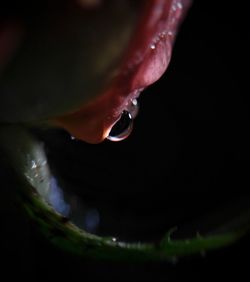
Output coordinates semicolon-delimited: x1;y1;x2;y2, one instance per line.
126;98;139;119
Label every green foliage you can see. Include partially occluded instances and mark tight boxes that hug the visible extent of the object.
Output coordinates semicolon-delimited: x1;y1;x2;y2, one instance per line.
1;125;249;261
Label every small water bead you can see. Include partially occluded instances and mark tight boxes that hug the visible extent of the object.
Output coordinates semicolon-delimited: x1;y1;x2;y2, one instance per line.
150;44;156;50
177;2;183;9
159;31;167;39
126;98;139;119
172;1;183;11
168;30;173;36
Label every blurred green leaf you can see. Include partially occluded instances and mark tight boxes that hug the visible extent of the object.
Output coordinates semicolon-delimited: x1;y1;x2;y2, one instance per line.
0;125;249;261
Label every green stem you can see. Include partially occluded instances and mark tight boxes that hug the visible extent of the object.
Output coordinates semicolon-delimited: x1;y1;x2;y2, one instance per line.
0;125;249;261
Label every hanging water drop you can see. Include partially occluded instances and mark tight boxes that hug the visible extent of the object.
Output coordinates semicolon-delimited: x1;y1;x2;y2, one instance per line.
126;98;139;119
150;44;156;50
107;110;133;142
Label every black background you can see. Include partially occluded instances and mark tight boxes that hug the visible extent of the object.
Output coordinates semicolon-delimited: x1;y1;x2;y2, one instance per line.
1;1;249;281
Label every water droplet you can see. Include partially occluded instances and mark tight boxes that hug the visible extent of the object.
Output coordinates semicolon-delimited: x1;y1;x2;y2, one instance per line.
150;44;156;50
177;2;183;9
107;111;133;142
159;31;166;39
172;1;183;12
126;98;139;119
31;160;37;169
131;98;137;106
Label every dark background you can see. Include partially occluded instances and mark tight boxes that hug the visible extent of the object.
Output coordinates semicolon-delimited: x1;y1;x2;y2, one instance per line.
1;1;249;281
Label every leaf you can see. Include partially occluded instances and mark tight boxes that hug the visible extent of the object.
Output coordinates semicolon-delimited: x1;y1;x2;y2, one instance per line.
0;125;249;261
